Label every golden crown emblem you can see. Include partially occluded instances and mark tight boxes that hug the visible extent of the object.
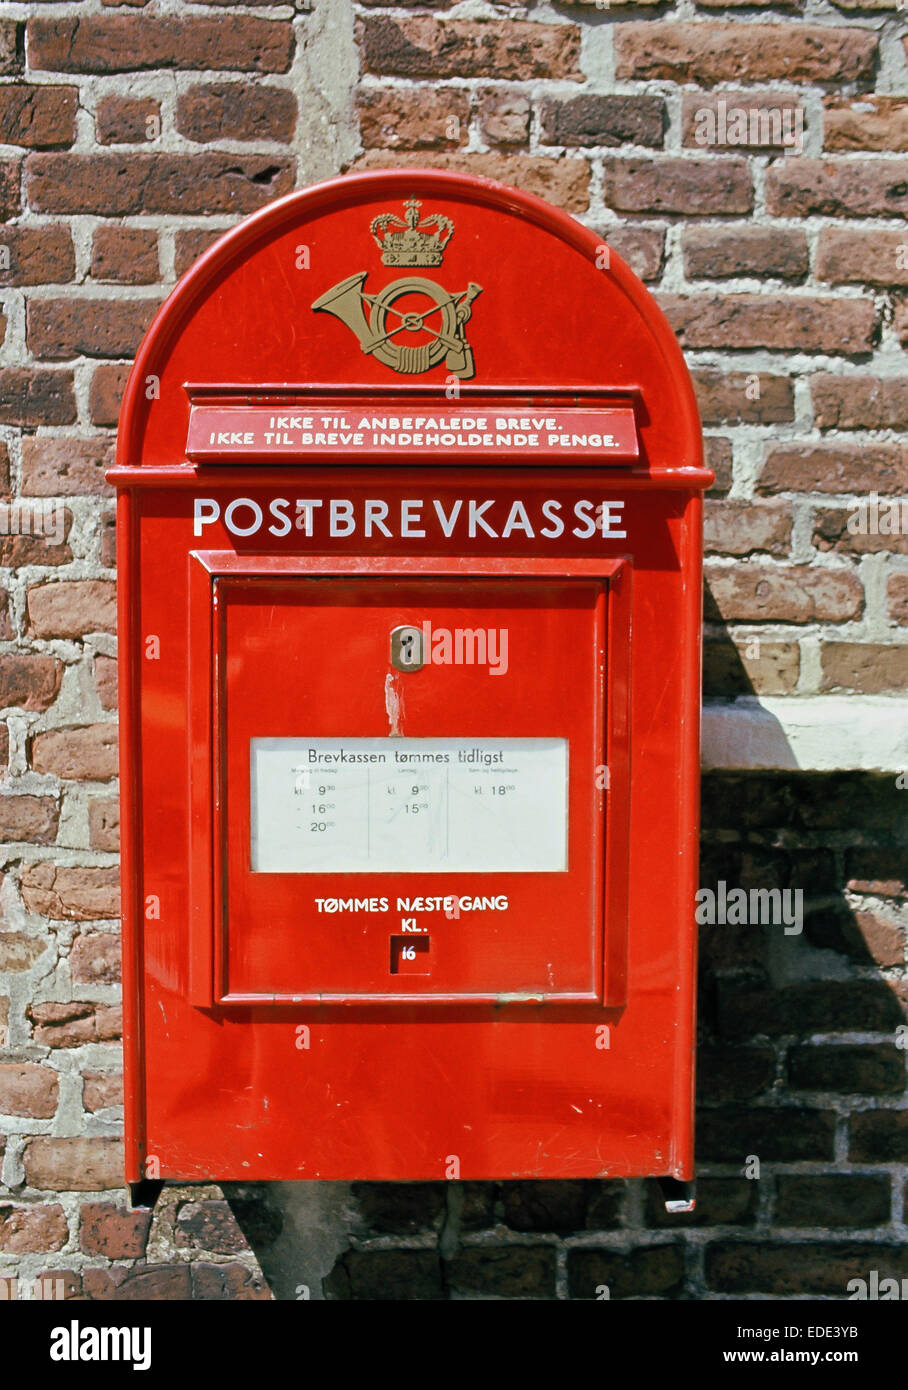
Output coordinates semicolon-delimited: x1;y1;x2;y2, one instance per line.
369;198;455;267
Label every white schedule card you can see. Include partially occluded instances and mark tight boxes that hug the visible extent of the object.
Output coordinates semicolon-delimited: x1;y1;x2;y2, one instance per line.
250;736;568;874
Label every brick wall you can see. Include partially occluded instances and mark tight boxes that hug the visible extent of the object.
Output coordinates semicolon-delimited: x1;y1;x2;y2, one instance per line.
1;0;906;1299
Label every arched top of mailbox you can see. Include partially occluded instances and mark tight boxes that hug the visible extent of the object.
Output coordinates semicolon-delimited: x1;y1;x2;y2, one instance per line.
118;168;702;472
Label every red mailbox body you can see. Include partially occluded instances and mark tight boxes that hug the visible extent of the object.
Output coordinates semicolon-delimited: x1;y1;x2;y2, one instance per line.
112;169;711;1184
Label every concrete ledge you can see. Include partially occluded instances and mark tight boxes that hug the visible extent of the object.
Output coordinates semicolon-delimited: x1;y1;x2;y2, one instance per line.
702;697;908;773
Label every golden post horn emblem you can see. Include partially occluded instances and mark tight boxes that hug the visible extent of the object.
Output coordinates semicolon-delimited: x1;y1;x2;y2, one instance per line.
311;199;482;380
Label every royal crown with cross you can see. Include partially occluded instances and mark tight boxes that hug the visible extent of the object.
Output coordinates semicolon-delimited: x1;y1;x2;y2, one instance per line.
369;198;455;268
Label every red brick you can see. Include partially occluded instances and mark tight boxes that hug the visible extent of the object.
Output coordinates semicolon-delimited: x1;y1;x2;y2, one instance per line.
0;511;72;567
817;228;908;287
174;226;230;278
705;563;863;622
353;150;589;214
176;1199;251;1253
22;1136;121;1190
22;864;119;921
614;23;876;86
0;1203;67;1252
603;157;752;215
704;501;791;557
31;724;118;780
0;443;10;497
812;375;908;432
0;225;74;284
0;368;76;426
681;91;805;152
0;795;59;844
0;654;62;711
683;226;808;281
0;85;78;148
605;225;664;283
694;370;794;425
91;226;158;284
28;579;117;637
70;931;120;985
191;1264;271;1300
27;16;294;74
28;1001;122;1048
759;443;908;495
84;1265;193;1299
888;573;908;624
541;94;664;148
89;797;120;852
660;294;876;355
478;90;529;148
813;506;908;556
100;512;115;567
362;86;468;153
27;296;162;360
26;153;294;216
703;637;800;695
820;643;908;694
94;654;117;711
0;21;20;77
359;16;582;80
0;931;46;971
21;437;113;496
89;363;130;428
177;82;296;144
0;159;20;221
824;95;908;152
788;1043;905;1094
767;159;908;218
82;1071;122;1112
0;1062;58;1117
96;95;160;145
80;1201;150;1257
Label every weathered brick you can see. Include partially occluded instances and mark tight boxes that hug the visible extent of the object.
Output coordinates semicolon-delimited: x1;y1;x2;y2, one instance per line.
705;563;863;623
706;1241;908;1296
660;294;876;355
359;17;582;81
26;153;294;216
759;443;908;496
325;1249;444;1300
27;297;161;360
683;226;808;282
21;863;120;919
824;95;908;152
767;159;908;218
89;363;130;428
603;157;752;216
817;228;908;287
352;1181;444;1233
0;795;59;844
28;579;117;637
82;1071;122;1112
703;638;800;695
174;227;225;278
646;1177;757;1228
697;1047;776;1102
0;159;20;221
704;501;792;557
191;1264;271;1300
605;225;664;283
0;654;62;712
21;437;114;496
682;91;805;152
101;512;115;568
96;95;159;145
694;370;794;425
176;1200;250;1253
0;369;76;426
94;654;117;712
0;1062;58;1117
541;94;663;148
813;506;908;556
80;1202;151;1257
812;375;908;432
32;725;118;781
177;82;296;144
697;1105;837;1162
851;1112;908;1163
477;90;529;148
84;1265;192;1299
0;85;77;149
27;16;294;74
360;85;467;153
91;226;158;284
789;1043;905;1094
820;643;908;694
718;979;901;1040
353;150;589;214
568;1245;684;1300
0;21;20;77
0;225;74;284
0;1203;67;1252
500;1180;588;1235
69;931;120;985
705;436;733;496
0;930;46;972
23;1136;121;1190
28;1000;121;1048
447;1245;556;1298
806;899;905;966
615;23;876;86
888;573;908;625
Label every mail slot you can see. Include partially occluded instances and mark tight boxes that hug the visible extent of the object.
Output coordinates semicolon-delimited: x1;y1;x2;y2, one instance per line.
111;169;712;1185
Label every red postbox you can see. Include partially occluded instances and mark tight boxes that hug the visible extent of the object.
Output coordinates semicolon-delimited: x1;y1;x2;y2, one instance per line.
112;169;711;1188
